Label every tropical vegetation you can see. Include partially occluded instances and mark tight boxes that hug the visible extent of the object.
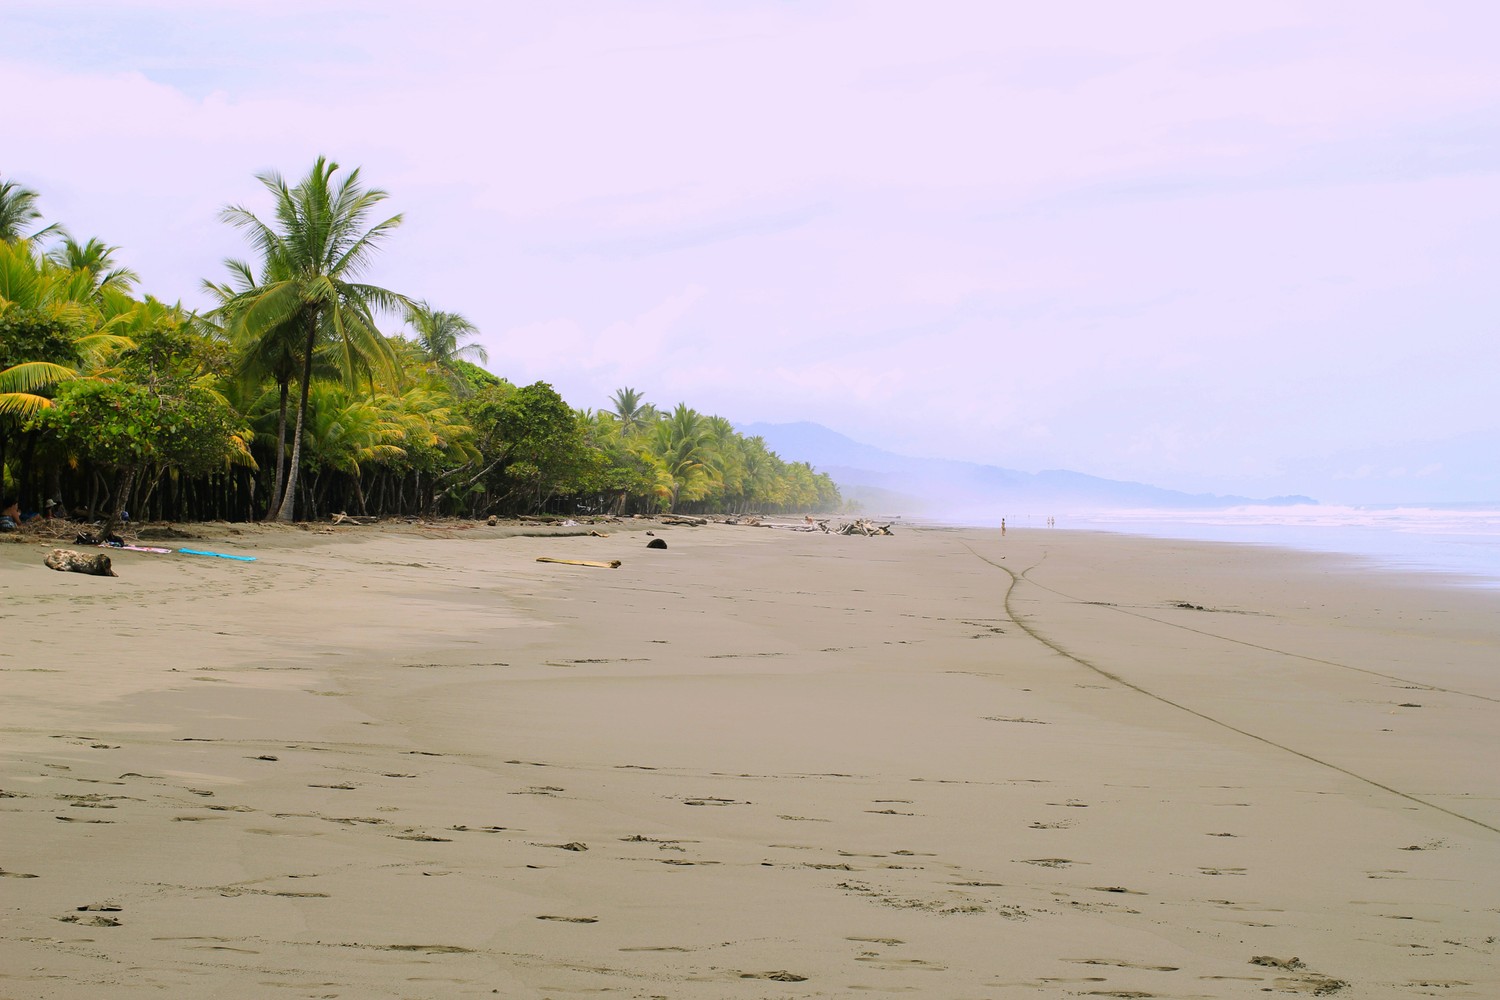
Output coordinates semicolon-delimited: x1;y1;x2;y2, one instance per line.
0;163;841;525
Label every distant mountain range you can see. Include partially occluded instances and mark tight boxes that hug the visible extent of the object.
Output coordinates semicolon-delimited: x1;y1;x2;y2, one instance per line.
738;421;1316;516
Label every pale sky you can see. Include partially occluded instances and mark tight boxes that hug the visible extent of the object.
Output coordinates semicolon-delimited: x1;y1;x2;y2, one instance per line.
4;1;1497;504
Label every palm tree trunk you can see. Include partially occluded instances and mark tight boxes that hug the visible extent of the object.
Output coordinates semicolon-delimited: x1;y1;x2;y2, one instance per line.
274;322;317;523
269;380;289;519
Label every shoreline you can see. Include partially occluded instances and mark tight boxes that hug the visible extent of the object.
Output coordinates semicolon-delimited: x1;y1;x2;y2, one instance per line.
906;504;1500;588
3;521;1497;997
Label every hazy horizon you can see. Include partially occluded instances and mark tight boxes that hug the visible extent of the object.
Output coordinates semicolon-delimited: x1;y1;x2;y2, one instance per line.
740;419;1498;510
5;2;1497;505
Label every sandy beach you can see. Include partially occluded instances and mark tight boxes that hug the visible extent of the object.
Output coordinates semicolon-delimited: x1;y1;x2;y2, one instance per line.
2;519;1497;998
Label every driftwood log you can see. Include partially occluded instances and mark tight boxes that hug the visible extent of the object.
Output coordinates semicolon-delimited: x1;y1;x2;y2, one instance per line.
836;520;895;537
660;515;707;526
536;557;622;569
45;548;117;576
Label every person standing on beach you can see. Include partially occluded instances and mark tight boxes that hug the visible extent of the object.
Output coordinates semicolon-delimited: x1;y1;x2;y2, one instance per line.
1001;517;1006;536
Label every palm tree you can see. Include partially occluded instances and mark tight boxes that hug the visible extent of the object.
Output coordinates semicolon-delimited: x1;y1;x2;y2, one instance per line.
702;414;746;507
47;236;139;298
610;386;658;437
219;156;405;521
407;300;485;366
301;380;406;516
0;176;58;243
205;258;311;515
650;403;718;511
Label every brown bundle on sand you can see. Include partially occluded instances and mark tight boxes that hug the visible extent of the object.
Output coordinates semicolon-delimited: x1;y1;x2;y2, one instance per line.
44;549;117;577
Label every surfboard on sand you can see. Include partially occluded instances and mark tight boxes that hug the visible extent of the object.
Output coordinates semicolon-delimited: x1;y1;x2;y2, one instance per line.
176;548;256;562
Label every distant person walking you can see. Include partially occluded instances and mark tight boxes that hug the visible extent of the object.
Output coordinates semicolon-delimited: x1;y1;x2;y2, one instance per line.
1001;518;1006;537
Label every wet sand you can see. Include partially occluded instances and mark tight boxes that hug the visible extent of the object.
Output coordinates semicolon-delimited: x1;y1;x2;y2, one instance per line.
2;520;1498;998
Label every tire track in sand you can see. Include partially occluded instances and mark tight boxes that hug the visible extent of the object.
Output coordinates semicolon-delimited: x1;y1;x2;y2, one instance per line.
959;540;1500;838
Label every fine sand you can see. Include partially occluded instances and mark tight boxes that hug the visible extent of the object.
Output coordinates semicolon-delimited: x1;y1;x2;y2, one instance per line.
1;519;1497;998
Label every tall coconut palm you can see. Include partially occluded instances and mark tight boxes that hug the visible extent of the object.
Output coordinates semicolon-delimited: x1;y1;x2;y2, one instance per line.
205;258;310;514
219;156;405;521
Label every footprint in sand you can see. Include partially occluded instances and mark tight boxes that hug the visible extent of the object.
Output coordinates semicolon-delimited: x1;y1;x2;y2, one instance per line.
855;956;945;971
512;786;564;796
1069;959;1178;972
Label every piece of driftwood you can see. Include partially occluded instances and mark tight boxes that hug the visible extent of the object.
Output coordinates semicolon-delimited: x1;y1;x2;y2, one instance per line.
660;515;707;526
330;512;377;525
836;520;895;536
536;557;622;569
45;548;117;576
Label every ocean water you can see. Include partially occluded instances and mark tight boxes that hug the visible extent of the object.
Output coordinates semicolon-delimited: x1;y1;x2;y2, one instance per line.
1052;504;1500;587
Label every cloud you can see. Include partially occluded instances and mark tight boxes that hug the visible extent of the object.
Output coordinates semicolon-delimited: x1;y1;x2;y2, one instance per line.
5;1;1500;501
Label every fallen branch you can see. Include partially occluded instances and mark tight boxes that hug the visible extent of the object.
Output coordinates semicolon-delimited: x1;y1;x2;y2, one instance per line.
536;557;622;569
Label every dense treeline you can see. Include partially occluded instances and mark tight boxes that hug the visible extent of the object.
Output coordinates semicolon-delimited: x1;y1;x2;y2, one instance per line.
0;163;841;530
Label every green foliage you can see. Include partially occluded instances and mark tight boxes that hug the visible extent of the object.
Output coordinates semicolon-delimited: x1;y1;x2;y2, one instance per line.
39;378;244;475
0;307;82;372
449;358;503;393
463;381;594;509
